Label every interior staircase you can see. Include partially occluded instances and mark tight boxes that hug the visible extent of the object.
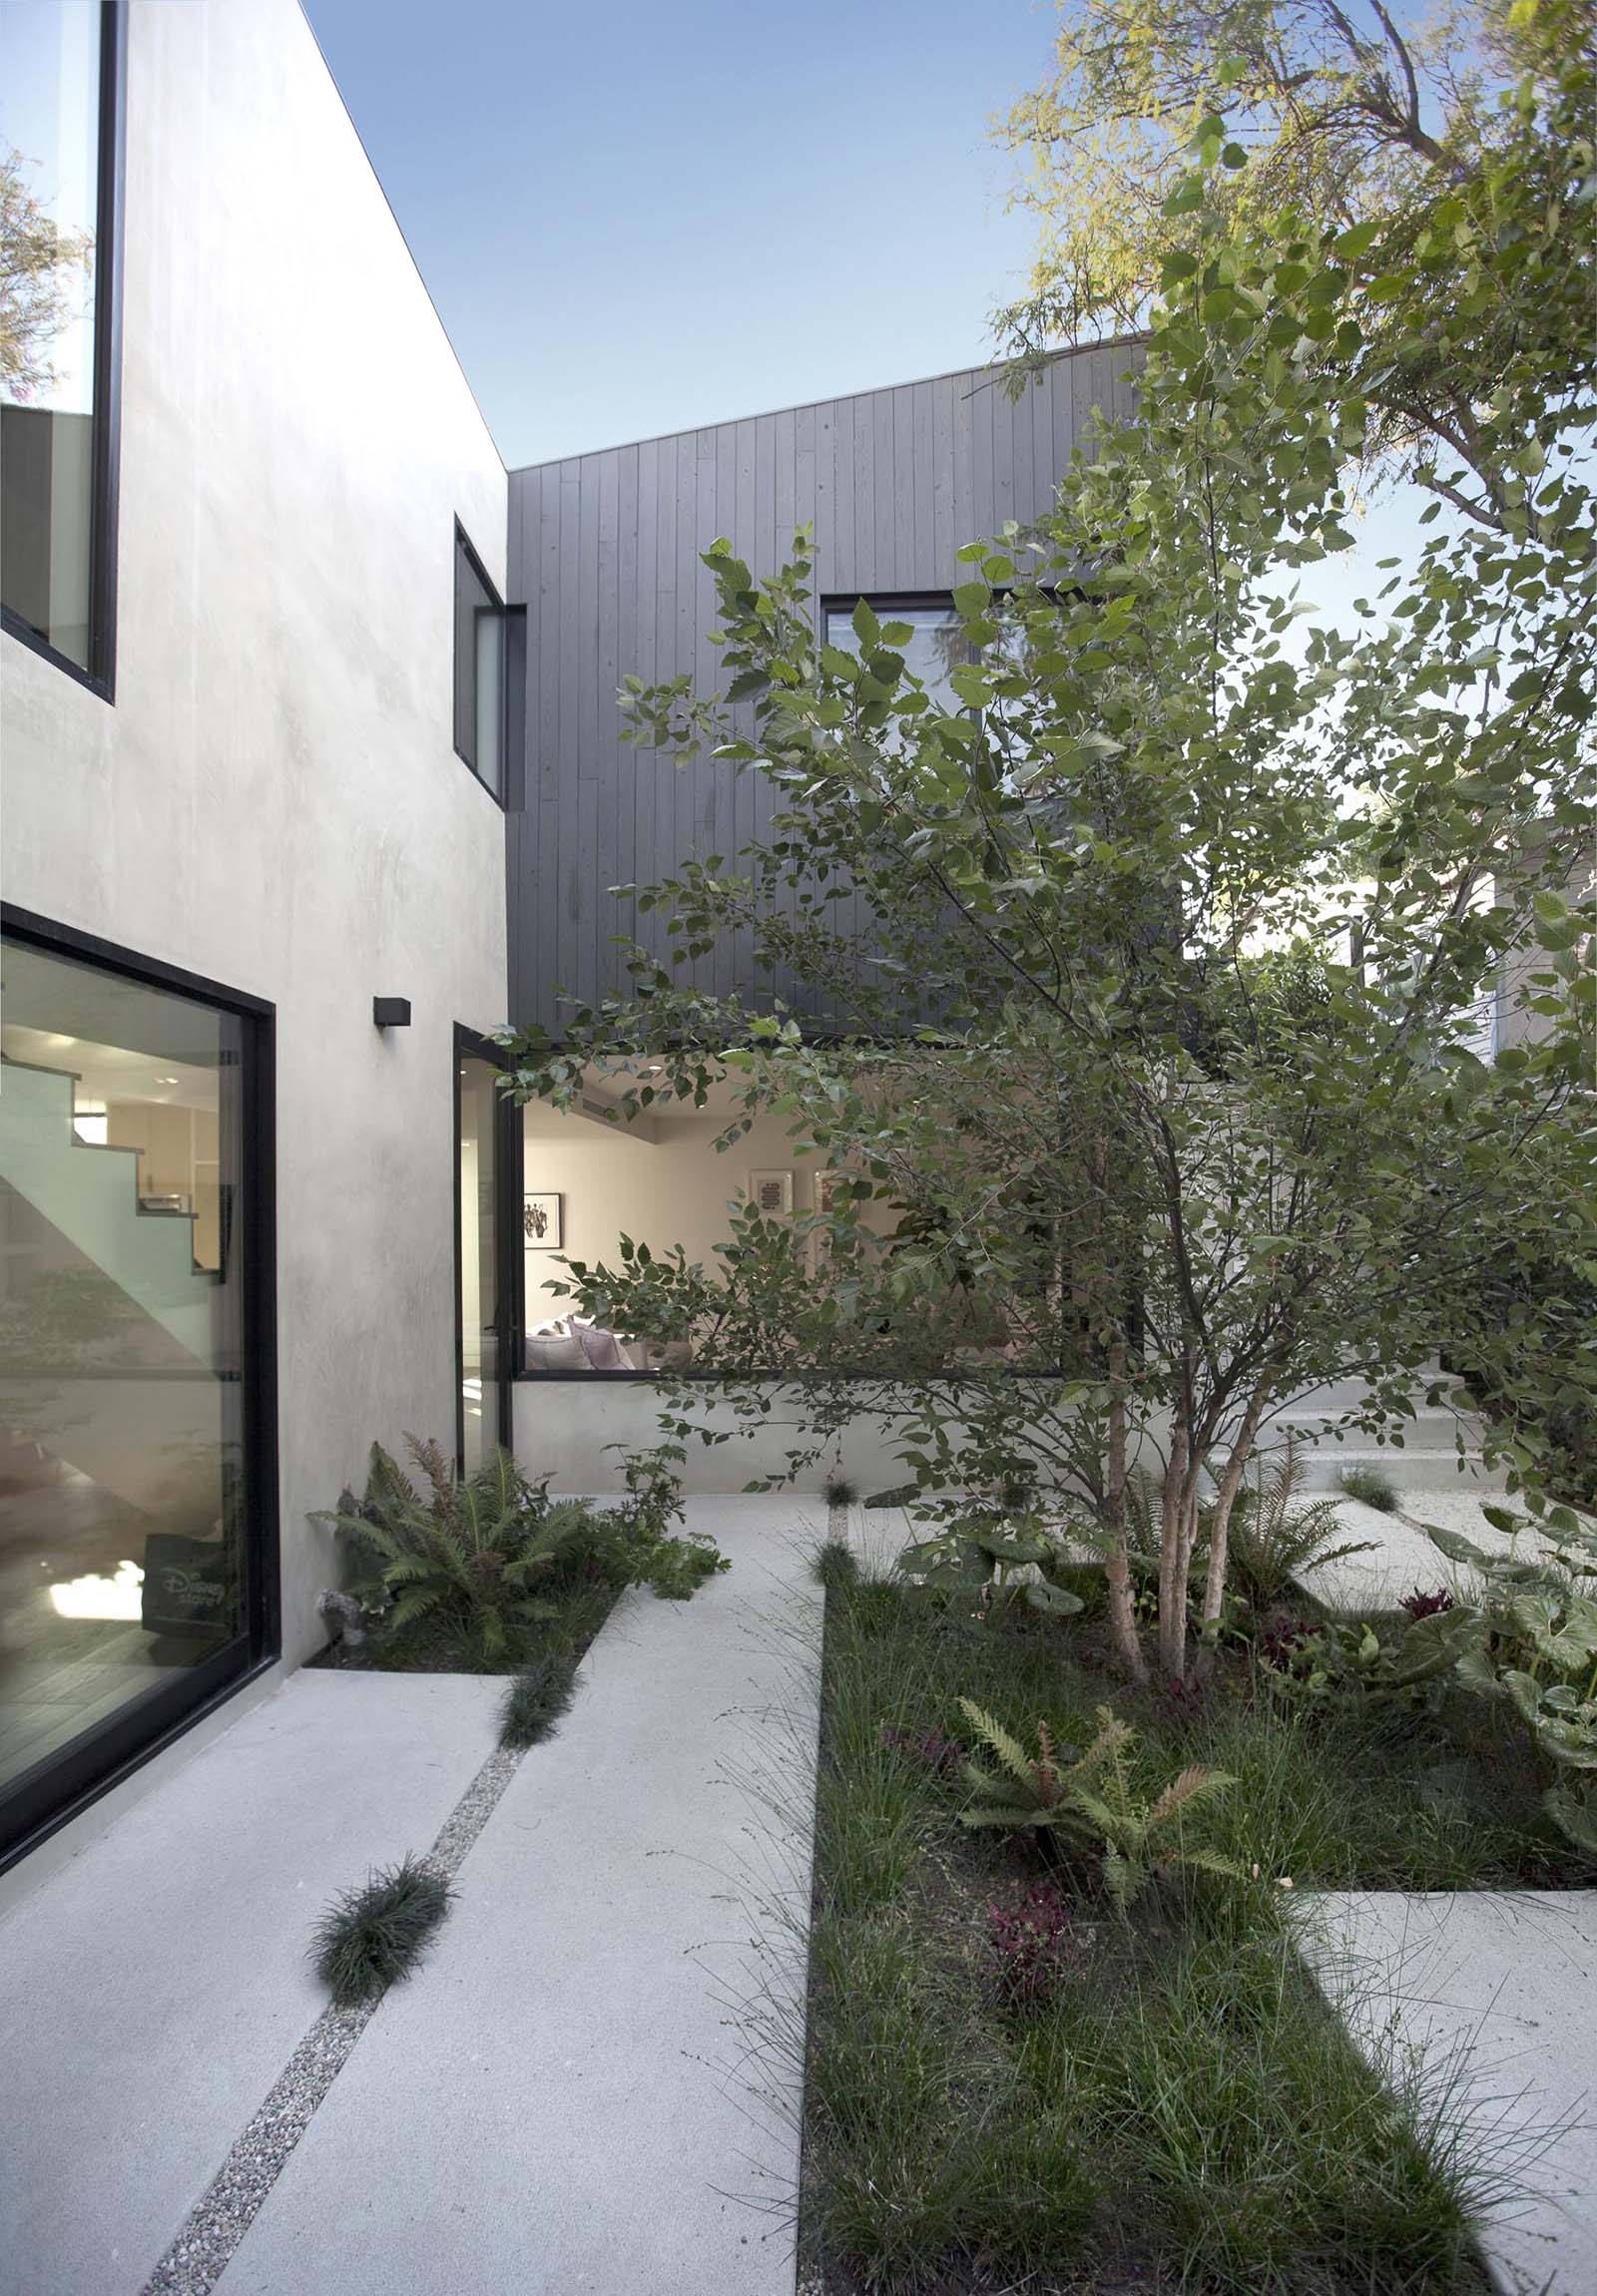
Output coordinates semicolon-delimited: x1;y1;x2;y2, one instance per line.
0;1056;229;1535
0;1057;219;1362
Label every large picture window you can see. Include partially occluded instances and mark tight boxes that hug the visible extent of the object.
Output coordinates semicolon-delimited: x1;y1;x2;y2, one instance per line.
0;914;275;1866
0;0;124;690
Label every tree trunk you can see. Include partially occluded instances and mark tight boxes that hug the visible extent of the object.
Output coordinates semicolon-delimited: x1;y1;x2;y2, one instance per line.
1104;1349;1148;1682
1194;1371;1278;1681
1157;1418;1190;1681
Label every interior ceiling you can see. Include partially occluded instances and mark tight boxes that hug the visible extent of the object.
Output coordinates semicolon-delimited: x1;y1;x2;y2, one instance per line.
1;1024;216;1114
520;1063;752;1140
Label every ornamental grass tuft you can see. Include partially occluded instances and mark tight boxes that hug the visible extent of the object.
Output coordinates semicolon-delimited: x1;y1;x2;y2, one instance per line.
310;1854;453;2008
499;1648;579;1748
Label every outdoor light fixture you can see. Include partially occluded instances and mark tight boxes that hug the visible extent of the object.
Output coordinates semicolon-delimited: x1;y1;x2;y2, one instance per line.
372;998;412;1029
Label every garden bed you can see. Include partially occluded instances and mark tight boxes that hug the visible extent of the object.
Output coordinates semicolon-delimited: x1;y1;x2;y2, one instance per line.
798;1557;1585;2296
303;1437;727;1745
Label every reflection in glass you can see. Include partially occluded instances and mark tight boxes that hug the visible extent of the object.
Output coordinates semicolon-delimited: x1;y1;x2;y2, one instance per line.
0;0;105;672
0;934;246;1803
457;1055;501;1473
822;599;974;721
453;533;504;797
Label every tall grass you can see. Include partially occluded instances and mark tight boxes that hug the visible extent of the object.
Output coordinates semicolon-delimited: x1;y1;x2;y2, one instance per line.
800;1567;1542;2293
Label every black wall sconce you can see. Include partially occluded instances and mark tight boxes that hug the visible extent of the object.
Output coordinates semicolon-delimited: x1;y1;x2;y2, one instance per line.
373;998;412;1030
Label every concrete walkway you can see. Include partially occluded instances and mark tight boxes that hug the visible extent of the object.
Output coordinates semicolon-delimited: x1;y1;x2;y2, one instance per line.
1297;1489;1584;1614
1;1670;505;2296
1297;1892;1597;2296
0;1498;823;2296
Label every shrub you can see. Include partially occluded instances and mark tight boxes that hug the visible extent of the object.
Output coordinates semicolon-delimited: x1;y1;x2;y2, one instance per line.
499;1650;578;1748
1422;1509;1597;1838
317;1438;728;1663
813;1539;860;1595
1222;1444;1376;1610
1261;1607;1477;1711
314;1439;598;1662
958;1701;1241;1913
610;1441;731;1599
898;1512;1086;1620
1339;1462;1400;1513
310;1855;452;2007
1400;1586;1455;1622
822;1472;859;1508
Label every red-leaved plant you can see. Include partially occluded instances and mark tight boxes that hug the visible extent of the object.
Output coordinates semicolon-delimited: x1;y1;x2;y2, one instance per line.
988;1883;1084;2013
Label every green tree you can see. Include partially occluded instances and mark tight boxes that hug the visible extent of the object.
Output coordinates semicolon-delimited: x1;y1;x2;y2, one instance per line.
995;0;1594;530
0;147;93;401
500;15;1594;1682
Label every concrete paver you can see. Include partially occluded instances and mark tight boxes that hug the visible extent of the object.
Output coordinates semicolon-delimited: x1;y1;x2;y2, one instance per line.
0;1670;505;2296
213;1497;821;2296
1297;1891;1597;2296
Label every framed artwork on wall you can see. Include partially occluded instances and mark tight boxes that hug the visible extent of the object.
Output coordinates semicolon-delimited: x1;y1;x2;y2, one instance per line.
523;1191;563;1248
810;1167;847;1275
748;1168;794;1216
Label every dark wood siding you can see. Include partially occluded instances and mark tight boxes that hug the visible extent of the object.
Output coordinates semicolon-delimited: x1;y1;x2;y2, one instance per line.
505;342;1142;1033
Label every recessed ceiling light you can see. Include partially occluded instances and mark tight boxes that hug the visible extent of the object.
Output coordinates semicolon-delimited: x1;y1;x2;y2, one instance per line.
157;1075;180;1085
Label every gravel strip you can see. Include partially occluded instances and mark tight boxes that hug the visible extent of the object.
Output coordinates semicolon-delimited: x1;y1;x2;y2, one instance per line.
140;1734;525;2296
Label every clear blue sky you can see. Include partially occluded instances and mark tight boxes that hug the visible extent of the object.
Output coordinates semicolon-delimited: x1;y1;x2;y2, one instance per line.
301;0;1421;596
301;0;1052;470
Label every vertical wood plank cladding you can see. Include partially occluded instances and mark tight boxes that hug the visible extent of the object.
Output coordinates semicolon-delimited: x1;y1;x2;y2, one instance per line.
911;380;935;580
834;394;856;594
634;437;659;941
1009;372;1033;532
870;391;893;586
504;346;1136;1031
612;444;636;910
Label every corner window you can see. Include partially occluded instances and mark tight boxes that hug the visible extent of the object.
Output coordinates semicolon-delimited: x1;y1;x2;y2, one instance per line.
453;524;505;798
0;0;123;691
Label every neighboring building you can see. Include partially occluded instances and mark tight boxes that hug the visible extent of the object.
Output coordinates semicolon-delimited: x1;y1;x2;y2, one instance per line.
0;0;1125;1870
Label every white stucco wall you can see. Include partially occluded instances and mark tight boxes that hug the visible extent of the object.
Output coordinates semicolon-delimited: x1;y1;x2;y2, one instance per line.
0;0;509;1665
514;1376;944;1496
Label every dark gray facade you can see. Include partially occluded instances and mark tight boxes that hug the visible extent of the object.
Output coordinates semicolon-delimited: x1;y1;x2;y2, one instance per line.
504;342;1142;1034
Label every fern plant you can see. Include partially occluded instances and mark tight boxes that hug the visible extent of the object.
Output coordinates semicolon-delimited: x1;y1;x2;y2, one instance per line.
1221;1440;1375;1612
315;1436;596;1661
957;1700;1240;1913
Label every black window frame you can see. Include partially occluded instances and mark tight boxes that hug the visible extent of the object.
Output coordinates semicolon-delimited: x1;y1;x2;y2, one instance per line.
452;520;509;805
0;903;279;1874
0;0;128;702
453;1025;522;1469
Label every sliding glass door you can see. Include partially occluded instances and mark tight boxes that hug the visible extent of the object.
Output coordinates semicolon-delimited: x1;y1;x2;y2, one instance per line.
455;1034;516;1473
0;912;275;1865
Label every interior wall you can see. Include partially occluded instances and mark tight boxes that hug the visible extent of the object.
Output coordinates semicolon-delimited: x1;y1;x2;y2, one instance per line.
520;1105;893;1333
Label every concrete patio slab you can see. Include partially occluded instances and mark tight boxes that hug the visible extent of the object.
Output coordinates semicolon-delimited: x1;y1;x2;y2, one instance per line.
0;1669;505;2296
213;1496;822;2296
1296;1891;1597;2296
1298;1490;1585;1613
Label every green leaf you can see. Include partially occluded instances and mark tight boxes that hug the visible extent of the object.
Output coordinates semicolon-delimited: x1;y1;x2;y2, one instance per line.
1025;1579;1086;1616
1423;1523;1489;1569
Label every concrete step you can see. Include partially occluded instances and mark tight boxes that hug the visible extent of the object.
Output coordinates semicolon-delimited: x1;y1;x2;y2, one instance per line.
1268;1439;1506;1496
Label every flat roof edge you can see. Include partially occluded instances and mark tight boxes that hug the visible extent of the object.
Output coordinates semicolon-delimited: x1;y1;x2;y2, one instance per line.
506;334;1148;480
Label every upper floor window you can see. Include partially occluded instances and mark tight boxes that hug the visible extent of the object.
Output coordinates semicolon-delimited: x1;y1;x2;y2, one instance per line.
453;522;505;799
821;595;972;717
0;0;123;692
